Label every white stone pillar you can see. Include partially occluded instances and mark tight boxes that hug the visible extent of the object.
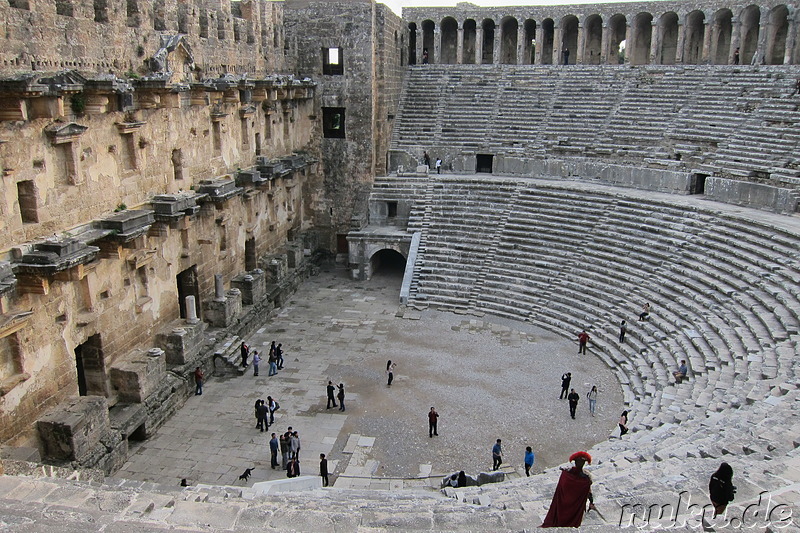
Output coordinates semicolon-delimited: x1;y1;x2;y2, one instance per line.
534;24;544;64
185;295;200;324
457;25;464;64
214;274;225;301
649;23;659;64
576;23;586;64
434;28;441;64
493;26;501;64
517;21;526;64
701;22;713;64
476;26;484;63
675;23;686;64
600;23;610;64
553;27;562;64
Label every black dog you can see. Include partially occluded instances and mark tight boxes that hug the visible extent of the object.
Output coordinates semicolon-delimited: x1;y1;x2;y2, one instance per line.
238;467;254;482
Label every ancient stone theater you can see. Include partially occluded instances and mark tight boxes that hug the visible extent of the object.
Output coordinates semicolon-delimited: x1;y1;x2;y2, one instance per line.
0;0;799;530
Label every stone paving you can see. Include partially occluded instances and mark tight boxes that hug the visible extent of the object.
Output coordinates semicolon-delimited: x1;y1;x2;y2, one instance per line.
115;265;622;491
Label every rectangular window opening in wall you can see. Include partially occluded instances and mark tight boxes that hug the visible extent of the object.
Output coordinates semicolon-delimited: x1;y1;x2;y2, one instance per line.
126;0;139;27
93;0;108;22
122;133;137;170
254;132;261;156
177;4;188;33
172;149;183;180
74;334;108;397
218;224;227;251
56;0;74;17
264;116;272;139
283;112;290;138
153;0;166;31
9;0;30;10
199;9;209;38
240;118;249;149
476;154;494;174
387;201;398;218
212;121;222;155
17;180;38;223
1;333;24;384
322;107;346;139
322;47;344;75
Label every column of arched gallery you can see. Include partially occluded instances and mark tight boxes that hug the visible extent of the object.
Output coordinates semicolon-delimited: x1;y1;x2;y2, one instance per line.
683;10;705;64
500;16;519;63
631;13;653;65
710;8;733;63
658;12;679;64
408;23;418;65
523;19;536;64
740;5;761;64
482;19;496;64
607;14;627;64
462;19;477;64
560;15;578;64
583;14;603;64
440;17;458;64
766;5;789;64
793;9;800;64
422;20;435;63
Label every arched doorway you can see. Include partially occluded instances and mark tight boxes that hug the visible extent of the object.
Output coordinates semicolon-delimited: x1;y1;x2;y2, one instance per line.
422;20;435;63
541;18;554;64
712;9;733;64
441;17;458;64
370;249;407;280
408;22;417;65
482;19;496;63
658;12;679;64
584;14;603;64
683;10;705;64
740;5;760;64
607;14;627;64
766;5;789;64
500;16;519;64
463;19;477;64
560;15;578;64
631;12;653;65
523;19;536;64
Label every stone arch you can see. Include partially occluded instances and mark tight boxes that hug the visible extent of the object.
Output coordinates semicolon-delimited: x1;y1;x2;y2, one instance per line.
583;14;603;64
482;19;496;64
408;22;417;65
368;248;407;279
712;8;733;64
766;5;789;65
500;16;519;64
740;5;761;64
441;17;458;64
541;18;555;64
607;14;627;64
523;19;536;64
463;19;477;64
658;12;679;64
560;15;578;64
422;20;435;63
631;12;653;65
683;10;705;64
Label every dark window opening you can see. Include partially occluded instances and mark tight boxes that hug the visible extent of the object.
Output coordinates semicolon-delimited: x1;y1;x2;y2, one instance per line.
56;0;73;17
8;0;30;10
337;234;348;254
476;154;494;173
172;148;183;180
129;423;147;441
692;173;707;195
176;266;200;319
322;107;346;138
153;0;166;30
322;47;344;75
74;334;107;397
199;9;209;38
17;180;38;223
94;0;108;22
126;0;140;27
387;201;398;218
245;237;257;270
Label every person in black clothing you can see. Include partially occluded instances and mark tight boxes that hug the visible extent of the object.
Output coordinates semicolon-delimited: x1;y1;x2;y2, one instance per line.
709;463;736;518
240;342;249;367
320;453;329;487
567;389;579;419
337;383;346;411
326;380;338;409
276;343;284;369
256;400;269;431
560;372;572;399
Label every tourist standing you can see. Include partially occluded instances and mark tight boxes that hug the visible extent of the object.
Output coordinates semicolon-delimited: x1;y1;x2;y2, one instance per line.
256;400;268;431
276;343;284;369
568;389;580;419
560;372;572;399
337;383;346;411
562;48;570;65
541;451;595;527
435;158;442;174
423;151;431;169
279;431;290;469
578;330;589;354
240;341;249;367
587;386;598;416
290;431;301;460
619;320;627;343
194;366;204;395
268;349;278;376
492;439;503;471
326;380;338;409
252;351;261;376
422;48;429;64
428;407;439;438
386;360;396;386
320;453;329;487
269;433;279;469
733;47;740;65
619;410;629;436
524;446;535;477
267;396;278;424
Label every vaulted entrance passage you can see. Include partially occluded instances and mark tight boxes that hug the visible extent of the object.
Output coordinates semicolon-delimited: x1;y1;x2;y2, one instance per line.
441;17;458;64
74;334;107;397
583;14;602;64
408;22;417;64
712;8;733;64
500;16;518;64
523;19;536;64
631;12;653;65
684;10;706;64
740;5;761;64
541;18;554;64
422;20;435;63
766;5;789;65
462;19;476;63
481;19;495;64
177;265;200;319
370;249;406;280
476;154;494;173
658;12;679;64
607;14;626;64
560;15;578;64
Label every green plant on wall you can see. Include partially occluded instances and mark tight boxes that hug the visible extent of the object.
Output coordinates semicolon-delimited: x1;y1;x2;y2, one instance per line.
70;93;87;115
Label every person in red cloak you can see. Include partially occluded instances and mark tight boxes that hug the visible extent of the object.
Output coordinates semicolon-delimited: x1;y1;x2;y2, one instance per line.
541;451;596;528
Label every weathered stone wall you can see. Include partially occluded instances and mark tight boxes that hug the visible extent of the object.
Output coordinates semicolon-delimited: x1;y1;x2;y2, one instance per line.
0;0;286;77
284;0;404;249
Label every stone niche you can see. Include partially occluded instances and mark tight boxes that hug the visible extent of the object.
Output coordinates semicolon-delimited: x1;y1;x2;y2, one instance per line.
231;269;266;305
37;396;110;462
156;320;207;366
109;348;167;403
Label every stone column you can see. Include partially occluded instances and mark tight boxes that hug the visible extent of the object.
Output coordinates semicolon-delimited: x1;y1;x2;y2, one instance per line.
534;24;544;64
214;274;225;302
493;26;501;64
185;295;200;324
730;16;741;64
649;23;659;64
701;22;713;64
476;26;484;64
553;27;562;64
600;23;610;64
517;21;526;64
785;20;798;65
675;22;686;64
434;28;441;64
576;22;586;64
416;28;423;66
624;23;633;64
756;11;769;64
457;25;464;64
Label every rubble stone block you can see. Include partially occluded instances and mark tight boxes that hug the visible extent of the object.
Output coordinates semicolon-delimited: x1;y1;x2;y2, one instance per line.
203;288;242;327
37;396;110;461
231;269;266;305
109;348;167;403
